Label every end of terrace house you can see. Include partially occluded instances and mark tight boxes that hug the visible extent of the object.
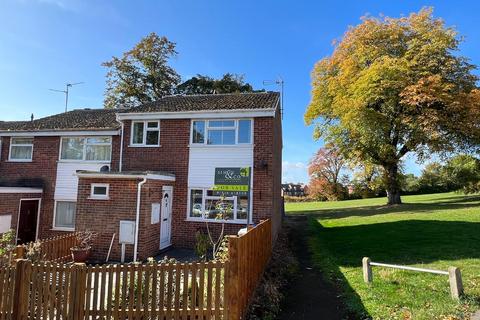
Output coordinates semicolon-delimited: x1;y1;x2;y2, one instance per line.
0;92;283;262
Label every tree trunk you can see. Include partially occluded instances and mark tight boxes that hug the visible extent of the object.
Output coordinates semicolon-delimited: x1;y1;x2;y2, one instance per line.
384;164;402;205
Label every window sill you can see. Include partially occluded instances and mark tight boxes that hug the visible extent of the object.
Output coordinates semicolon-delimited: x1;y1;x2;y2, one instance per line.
188;144;252;148
88;197;110;200
6;160;33;163
51;227;75;232
128;145;161;148
185;218;248;225
58;160;111;164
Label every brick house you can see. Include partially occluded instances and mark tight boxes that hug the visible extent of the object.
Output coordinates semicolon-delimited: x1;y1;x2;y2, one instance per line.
0;92;283;261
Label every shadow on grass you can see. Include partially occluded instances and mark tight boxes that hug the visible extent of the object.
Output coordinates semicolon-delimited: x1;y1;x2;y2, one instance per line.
308;218;480;317
289;195;480;220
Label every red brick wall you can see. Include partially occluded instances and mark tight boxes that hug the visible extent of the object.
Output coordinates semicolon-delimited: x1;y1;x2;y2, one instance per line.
0;192;43;236
0;136;58;239
121;120;191;250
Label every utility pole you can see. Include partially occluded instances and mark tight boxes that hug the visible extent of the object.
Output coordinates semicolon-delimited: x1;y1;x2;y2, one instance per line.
49;82;84;113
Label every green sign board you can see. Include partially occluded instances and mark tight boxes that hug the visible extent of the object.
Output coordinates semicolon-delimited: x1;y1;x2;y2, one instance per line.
212;167;251;196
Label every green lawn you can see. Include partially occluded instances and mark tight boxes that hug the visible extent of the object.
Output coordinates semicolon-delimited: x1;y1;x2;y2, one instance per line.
286;192;480;319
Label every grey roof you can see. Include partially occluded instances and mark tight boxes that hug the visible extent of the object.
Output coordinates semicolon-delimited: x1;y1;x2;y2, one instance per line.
0;109;120;132
123;92;280;113
0;92;279;132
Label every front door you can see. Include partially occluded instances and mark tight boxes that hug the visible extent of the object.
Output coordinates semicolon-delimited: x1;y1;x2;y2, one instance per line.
160;187;173;250
17;199;40;244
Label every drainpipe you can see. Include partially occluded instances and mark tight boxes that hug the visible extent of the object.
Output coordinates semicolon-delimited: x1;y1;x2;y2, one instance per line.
133;177;147;262
119;120;124;172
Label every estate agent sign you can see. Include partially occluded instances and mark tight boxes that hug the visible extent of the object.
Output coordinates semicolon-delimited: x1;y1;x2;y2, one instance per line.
212;167;251;196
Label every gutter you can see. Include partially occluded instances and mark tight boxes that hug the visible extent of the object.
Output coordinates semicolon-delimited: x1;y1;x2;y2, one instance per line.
133;177;147;262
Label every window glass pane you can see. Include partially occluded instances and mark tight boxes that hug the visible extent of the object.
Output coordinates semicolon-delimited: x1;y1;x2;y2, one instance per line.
190;189;203;217
205;198;234;220
207;130;222;145
147;122;158;128
222;130;235;144
10;146;32;160
55;202;76;229
11;137;33;145
238;120;251;143
208;120;235;127
86;137;111;144
61;138;84;160
132;122;144;144
86;145;111;161
192;121;205;144
237;196;249;220
93;186;107;196
146;130;159;145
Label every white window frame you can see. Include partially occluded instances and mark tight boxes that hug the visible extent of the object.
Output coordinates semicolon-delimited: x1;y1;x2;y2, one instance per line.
9;137;34;162
90;183;110;200
186;188;248;223
59;136;112;162
130;120;160;147
52;200;76;231
190;119;253;146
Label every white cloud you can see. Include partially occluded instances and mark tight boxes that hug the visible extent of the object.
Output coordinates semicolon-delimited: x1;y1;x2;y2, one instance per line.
282;161;308;184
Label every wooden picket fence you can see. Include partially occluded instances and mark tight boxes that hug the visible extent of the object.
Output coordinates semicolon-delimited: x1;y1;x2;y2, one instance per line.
0;220;272;320
1;232;79;266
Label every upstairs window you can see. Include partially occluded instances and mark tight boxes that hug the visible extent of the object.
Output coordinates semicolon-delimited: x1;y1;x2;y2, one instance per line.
60;136;111;161
9;137;34;161
191;119;252;145
131;121;160;146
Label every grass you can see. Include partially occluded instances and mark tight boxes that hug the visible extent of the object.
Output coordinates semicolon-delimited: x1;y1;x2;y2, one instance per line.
286;192;480;319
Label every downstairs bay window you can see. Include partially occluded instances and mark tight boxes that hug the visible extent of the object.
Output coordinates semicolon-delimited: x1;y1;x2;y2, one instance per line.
188;188;248;222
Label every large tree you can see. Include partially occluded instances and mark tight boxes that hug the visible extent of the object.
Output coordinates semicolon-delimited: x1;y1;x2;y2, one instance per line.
308;146;347;200
305;8;480;205
103;33;180;108
175;73;259;95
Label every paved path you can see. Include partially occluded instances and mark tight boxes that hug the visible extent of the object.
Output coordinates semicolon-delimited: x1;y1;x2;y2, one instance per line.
278;216;349;320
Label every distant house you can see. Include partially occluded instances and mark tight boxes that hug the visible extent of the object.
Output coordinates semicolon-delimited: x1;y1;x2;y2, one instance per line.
0;92;283;262
282;183;308;197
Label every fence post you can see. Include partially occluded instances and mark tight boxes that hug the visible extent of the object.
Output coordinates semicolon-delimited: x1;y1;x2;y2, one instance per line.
15;246;25;260
363;257;373;283
70;263;87;320
12;259;30;320
448;267;463;300
226;236;240;320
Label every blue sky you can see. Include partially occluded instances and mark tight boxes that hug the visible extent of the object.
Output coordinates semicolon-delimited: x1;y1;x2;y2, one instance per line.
1;0;479;183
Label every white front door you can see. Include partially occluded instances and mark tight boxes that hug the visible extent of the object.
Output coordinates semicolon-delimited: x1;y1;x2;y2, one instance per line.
160;186;173;250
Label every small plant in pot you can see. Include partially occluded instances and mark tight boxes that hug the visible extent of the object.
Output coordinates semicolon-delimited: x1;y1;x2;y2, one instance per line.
71;231;97;263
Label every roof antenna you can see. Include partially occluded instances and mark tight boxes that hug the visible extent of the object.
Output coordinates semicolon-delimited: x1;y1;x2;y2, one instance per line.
49;82;84;113
263;76;284;119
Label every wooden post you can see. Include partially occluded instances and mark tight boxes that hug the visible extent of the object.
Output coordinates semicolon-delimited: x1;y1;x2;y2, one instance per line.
226;236;240;320
363;257;372;283
70;263;88;320
448;267;463;300
12;259;30;320
15;246;25;260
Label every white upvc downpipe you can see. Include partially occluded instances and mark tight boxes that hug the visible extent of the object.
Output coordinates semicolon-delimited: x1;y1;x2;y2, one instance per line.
119;120;124;172
133;177;147;262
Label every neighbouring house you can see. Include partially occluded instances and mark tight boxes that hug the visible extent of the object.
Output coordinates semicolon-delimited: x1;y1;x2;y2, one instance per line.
0;92;283;261
281;183;307;197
